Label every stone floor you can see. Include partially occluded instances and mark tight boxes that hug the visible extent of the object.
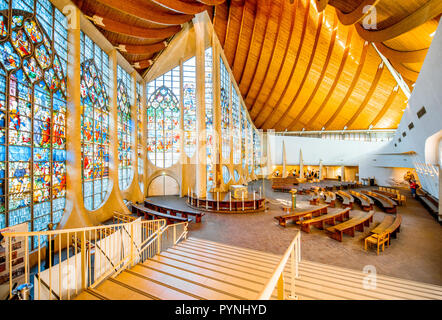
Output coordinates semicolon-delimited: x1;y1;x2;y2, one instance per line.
185;179;442;286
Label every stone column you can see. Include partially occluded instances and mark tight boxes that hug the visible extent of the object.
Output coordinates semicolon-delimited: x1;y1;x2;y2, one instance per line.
341;165;345;182
194;13;207;198
212;33;222;191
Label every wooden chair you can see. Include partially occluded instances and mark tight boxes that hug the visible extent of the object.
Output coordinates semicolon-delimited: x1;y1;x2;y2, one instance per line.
364;232;390;255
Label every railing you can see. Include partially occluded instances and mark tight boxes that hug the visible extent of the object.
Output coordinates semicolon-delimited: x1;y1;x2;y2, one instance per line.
2;218;188;300
257;231;301;300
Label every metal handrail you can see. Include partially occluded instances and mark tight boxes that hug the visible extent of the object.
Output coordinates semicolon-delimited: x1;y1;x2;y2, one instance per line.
257;231;301;300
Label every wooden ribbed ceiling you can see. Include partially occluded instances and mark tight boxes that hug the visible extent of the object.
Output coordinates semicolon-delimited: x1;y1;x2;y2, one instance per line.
72;0;220;73
213;0;440;131
73;0;440;131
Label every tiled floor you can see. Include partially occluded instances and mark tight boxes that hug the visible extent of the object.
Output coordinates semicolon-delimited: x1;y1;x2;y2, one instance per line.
184;179;442;286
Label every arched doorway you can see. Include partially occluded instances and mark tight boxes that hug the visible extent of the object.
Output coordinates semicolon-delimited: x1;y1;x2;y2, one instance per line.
147;175;180;196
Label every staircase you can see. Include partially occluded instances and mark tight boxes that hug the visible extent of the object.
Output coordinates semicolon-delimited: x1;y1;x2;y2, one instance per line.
75;237;442;300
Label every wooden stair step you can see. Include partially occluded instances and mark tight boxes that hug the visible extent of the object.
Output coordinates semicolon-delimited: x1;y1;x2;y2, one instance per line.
95;278;155;300
164;248;273;279
74;289;103;300
114;271;198;300
128;265;239;300
142;259;258;299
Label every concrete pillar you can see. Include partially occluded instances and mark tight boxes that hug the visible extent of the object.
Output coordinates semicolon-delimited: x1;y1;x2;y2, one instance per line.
319;160;323;180
341;166;345;182
282;140;287;178
212;34;222;191
299;149;304;179
194;13;207;198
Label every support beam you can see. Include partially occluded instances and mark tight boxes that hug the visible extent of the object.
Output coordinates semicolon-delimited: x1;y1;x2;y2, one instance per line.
151;0;209;15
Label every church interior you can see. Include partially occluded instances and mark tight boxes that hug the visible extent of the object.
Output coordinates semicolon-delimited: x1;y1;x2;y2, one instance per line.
0;0;441;301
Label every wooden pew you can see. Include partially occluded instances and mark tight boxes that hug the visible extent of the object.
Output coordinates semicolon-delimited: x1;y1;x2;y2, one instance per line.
132;203;191;225
349;190;374;211
274;205;328;227
298;208;350;233
323;191;336;207
144;200;205;223
308;189;321;205
326;211;374;242
361;190;397;213
335;190;354;209
416;189;439;220
370;215;395;235
370;214;402;243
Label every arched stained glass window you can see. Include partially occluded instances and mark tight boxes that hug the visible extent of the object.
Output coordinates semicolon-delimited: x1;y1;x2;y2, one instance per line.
146;66;181;168
247;119;253;175
147;86;180;168
205;48;214;192
136;81;144;193
117;65;133;190
220;58;230;160
0;3;67;249
222;165;230;184
232;85;240;165
183;57;196;158
80;32;110;211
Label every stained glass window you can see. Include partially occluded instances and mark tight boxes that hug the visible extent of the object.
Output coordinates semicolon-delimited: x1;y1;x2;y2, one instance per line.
117;65;133;190
222;165;230;184
136;81;144;193
205;48;214;192
234;169;240;182
0;1;67;248
183;57;196;158
247;119;253;175
232;85;240;165
220;57;230;160
241;104;247;169
253;129;261;176
146;66;181;168
80;32;110;211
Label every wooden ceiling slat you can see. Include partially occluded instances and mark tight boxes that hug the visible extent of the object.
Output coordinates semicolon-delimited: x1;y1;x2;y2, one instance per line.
244;0;285;104
355;0;442;42
344;63;384;129
390;60;420;82
93;16;181;39
197;0;225;5
306;27;354;130
323;41;369;129
223;0;244;65
266;12;325;130
95;0;193;25
284;14;340;131
336;0;380;25
213;1;229;46
117;42;167;55
375;43;428;63
238;0;272;93
151;0;209;15
370;86;399;128
255;0;312;127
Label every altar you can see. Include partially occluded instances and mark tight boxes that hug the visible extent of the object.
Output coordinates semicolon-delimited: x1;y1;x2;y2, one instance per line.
229;185;248;199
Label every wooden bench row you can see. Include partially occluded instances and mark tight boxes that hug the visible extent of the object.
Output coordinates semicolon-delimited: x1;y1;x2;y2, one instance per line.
349;190;374;211
416;189;439;221
323;191;336;207
365;214;402;254
298;208;350;233
326;211;374;242
132;203;192;225
361;190;397;214
144;200;205;223
335;190;354;209
275;205;329;227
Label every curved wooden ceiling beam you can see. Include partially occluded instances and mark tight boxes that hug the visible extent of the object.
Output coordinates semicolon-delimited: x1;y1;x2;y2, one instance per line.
336;0;380;25
375;42;428;63
232;0;256;80
245;0;285;103
197;0;225;5
355;0;442;42
223;0;233;54
344;63;384;129
370;85;399;128
255;0;312;127
249;0;297;116
268;12;325;130
284;15;339;131
390;60;420;82
239;0;272;93
314;0;329;12
88;15;181;39
116;41;167;55
95;0;192;26
306;27;354;130
323;41;369;129
223;1;244;65
150;0;209;15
